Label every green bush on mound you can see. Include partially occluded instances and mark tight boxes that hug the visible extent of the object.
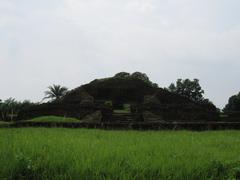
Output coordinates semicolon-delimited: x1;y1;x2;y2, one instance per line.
26;116;80;123
0;121;12;125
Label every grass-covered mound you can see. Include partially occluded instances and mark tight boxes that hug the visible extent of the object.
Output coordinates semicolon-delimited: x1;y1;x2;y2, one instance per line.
62;73;219;121
0;121;12;125
25;116;80;123
0;128;240;179
63;77;155;105
17;72;219;122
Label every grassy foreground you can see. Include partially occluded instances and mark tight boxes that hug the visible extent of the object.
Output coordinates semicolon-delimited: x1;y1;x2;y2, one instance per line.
0;129;240;179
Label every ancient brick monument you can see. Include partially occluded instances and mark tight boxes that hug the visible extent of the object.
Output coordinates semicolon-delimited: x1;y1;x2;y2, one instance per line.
18;73;219;124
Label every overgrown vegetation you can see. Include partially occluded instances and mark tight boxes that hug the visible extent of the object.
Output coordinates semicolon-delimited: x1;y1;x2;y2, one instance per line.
0;129;240;179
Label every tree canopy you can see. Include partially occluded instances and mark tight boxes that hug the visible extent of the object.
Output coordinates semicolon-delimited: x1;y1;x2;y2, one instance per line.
224;92;240;112
167;79;205;102
114;72;130;79
114;72;158;88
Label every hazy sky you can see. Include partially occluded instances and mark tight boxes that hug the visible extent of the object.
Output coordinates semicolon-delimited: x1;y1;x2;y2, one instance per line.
0;0;240;108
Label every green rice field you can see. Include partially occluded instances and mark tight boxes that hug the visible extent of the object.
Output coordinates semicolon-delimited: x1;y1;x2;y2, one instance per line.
0;128;240;179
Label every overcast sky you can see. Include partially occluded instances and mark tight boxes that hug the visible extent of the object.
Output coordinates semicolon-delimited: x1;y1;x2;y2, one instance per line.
0;0;240;108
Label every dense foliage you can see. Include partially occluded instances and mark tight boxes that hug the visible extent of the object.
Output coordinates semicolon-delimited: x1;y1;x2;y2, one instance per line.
167;79;204;102
0;98;36;121
224;92;240;112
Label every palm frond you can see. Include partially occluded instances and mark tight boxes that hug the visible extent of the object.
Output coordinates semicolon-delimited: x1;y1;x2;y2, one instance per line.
43;84;68;101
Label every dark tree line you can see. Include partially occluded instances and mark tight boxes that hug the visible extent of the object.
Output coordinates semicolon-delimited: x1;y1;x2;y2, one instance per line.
0;98;36;121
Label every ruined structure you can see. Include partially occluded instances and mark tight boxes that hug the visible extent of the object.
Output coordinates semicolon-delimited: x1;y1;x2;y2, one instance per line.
18;73;219;123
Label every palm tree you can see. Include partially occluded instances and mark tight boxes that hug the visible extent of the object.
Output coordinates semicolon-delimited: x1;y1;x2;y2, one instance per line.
43;84;68;101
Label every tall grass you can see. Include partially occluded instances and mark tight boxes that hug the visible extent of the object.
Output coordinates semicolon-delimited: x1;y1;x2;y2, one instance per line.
0;129;240;179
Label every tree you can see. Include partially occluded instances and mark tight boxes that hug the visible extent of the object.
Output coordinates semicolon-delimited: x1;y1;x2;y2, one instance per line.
224;92;240;112
167;79;204;102
131;72;150;82
114;72;130;79
131;72;158;87
20;100;36;111
6;98;20;121
43;85;68;101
